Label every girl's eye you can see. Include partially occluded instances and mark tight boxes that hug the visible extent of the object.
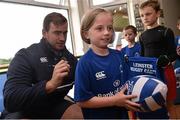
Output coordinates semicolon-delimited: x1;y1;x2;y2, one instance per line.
96;27;103;31
107;26;113;31
95;26;113;31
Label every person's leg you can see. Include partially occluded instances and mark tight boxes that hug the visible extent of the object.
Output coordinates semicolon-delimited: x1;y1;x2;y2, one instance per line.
3;99;83;119
49;99;83;119
61;103;83;119
2;111;25;119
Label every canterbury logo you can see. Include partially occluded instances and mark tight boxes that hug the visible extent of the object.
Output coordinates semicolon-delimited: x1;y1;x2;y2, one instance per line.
95;71;106;80
40;57;48;63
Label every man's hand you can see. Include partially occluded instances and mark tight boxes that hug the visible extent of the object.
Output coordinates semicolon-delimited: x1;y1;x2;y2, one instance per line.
46;60;70;93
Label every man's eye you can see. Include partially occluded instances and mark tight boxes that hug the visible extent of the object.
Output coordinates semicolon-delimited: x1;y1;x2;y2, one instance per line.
63;31;67;36
54;31;60;35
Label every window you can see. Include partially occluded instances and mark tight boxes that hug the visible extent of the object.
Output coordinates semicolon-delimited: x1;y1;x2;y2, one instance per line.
106;4;129;49
90;0;114;6
0;1;73;65
34;0;68;6
89;0;128;7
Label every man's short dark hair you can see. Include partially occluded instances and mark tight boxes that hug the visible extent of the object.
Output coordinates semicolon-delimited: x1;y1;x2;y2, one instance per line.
43;12;67;32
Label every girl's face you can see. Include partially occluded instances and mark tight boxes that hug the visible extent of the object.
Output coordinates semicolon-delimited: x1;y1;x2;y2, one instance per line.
139;6;160;28
85;12;113;49
123;29;136;43
177;22;180;30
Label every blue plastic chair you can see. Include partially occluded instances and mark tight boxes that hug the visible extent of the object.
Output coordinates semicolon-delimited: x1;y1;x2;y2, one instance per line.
0;73;7;112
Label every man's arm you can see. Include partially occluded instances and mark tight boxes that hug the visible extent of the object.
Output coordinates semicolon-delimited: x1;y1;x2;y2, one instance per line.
3;49;48;112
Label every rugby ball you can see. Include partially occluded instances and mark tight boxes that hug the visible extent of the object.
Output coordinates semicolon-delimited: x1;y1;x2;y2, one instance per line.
126;75;167;112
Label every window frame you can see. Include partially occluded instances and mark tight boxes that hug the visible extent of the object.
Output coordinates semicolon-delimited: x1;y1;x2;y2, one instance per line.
88;0;127;8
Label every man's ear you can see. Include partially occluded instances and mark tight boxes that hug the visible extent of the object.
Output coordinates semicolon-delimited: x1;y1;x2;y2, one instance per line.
42;29;46;38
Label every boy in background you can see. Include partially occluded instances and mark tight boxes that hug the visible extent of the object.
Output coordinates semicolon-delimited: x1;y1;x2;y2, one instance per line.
121;25;141;57
139;0;177;119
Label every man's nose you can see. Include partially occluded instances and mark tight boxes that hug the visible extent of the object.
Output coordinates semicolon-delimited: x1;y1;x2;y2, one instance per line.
58;33;66;40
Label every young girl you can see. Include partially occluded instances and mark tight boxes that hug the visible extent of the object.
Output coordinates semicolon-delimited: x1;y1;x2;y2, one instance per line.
74;8;140;119
121;25;141;57
139;0;177;119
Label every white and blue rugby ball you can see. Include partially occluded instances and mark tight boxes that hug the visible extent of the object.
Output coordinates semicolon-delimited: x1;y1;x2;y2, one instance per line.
127;75;168;112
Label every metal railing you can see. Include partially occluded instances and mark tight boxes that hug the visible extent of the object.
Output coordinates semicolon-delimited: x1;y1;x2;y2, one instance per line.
0;55;82;74
0;64;9;73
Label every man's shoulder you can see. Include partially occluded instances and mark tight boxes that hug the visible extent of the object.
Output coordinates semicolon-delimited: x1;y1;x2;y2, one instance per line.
26;42;41;52
15;42;41;58
9;43;41;69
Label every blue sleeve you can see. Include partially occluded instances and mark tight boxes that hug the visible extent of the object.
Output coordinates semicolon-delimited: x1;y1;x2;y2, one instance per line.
74;58;94;102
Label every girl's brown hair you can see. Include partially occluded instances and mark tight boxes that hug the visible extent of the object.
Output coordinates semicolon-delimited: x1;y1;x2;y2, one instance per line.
80;8;113;44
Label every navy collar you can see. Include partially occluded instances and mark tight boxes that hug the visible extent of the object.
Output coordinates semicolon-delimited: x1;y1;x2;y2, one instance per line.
40;38;67;59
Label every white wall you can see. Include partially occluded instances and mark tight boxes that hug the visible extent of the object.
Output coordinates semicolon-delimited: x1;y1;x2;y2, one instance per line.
161;0;180;36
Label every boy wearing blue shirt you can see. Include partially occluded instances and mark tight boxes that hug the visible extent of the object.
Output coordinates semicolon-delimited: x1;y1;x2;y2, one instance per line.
121;25;141;57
